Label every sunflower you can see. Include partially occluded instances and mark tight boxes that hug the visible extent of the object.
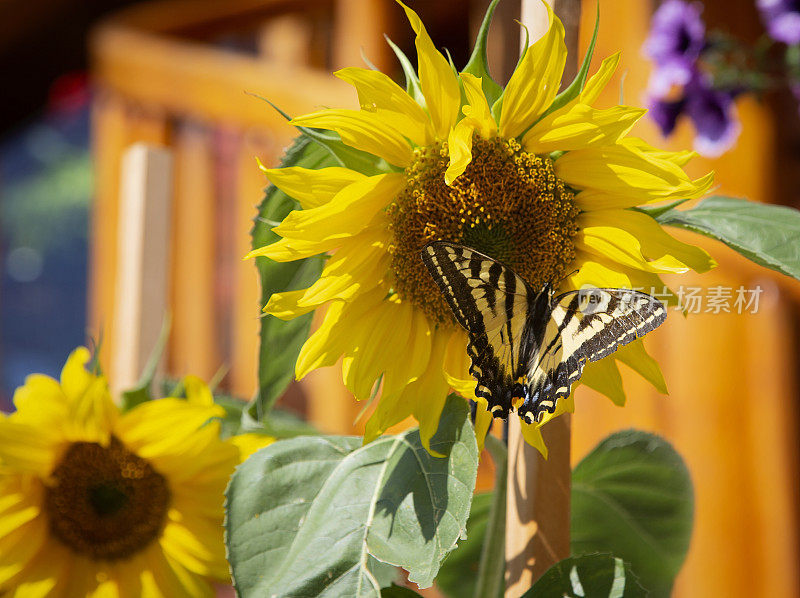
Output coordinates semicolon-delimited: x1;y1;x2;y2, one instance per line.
247;1;715;454
0;347;270;597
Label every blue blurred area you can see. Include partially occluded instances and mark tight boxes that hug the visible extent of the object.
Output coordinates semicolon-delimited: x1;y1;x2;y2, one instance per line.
0;87;91;409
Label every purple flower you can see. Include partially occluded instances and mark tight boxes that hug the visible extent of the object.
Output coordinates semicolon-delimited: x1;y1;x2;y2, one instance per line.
649;97;686;137
644;0;706;84
684;75;741;157
757;0;800;45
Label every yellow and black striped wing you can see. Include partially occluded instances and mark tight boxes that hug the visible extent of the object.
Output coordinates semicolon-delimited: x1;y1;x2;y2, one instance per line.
421;242;532;418
518;288;667;424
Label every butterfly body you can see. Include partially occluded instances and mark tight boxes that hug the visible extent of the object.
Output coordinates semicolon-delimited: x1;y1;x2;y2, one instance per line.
421;241;667;423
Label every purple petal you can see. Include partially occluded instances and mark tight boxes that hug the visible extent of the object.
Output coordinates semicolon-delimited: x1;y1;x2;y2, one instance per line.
644;0;706;66
649;96;686;136
757;0;800;44
647;60;694;97
684;78;740;157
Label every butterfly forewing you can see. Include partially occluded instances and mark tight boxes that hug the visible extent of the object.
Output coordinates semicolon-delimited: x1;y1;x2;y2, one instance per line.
421;242;532;417
518;288;667;424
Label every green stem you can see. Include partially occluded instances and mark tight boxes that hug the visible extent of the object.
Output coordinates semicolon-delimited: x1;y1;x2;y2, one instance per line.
474;435;508;598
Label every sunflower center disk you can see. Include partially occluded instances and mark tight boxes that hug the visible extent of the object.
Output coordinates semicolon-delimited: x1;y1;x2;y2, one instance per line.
45;437;170;561
388;136;580;324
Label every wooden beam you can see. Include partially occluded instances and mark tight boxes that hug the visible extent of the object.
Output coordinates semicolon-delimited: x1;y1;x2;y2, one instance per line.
110;144;173;398
505;1;580;595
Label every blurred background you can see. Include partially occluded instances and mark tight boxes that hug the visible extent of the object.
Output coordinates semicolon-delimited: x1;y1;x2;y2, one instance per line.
1;0;798;596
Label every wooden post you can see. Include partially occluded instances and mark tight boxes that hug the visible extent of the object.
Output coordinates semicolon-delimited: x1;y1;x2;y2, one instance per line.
110;143;173;398
505;1;580;595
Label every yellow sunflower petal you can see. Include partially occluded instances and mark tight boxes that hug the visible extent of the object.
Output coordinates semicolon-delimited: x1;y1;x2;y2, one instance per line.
398;1;461;138
228;433;275;463
145;549;214;598
182;376;214;406
295;289;386;379
575;223;692;274
263;290;317;320
260;166;365;209
580;358;625;406
442;329;476;398
363;331;450;456
579;209;715;273
0;420;58;476
499;3;567;138
614;340;668;394
335;67;433;147
580;52;621;105
523;104;645;154
556;140;713;202
0;517;47;586
297;230;391;308
519;421;548;458
116;399;224;459
381;309;433;399
342;296;418;399
245;236;335;262
569;253;680;307
11;374;68;428
473;399;493;453
445;119;475;185
57;347;116;444
272;173;405;242
460;73;497;138
290;110;413;167
160;517;226;578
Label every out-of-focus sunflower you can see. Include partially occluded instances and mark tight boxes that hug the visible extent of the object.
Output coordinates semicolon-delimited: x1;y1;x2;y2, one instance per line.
247;1;715;454
0;347;271;597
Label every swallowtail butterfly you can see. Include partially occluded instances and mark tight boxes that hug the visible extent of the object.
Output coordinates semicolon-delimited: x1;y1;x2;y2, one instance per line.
421;241;667;424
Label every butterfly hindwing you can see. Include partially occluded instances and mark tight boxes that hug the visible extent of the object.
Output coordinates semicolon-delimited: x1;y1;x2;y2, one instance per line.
421;242;533;417
518;288;667;424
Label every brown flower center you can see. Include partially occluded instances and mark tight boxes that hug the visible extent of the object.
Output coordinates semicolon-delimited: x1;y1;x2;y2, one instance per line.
45;437;170;561
388;136;580;324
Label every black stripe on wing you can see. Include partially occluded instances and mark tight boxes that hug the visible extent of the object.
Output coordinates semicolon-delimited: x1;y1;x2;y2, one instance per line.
518;288;667;424
421;241;531;418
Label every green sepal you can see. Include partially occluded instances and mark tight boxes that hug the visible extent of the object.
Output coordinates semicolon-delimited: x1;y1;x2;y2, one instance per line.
119;314;171;411
634;198;691;219
385;35;426;106
462;0;504;107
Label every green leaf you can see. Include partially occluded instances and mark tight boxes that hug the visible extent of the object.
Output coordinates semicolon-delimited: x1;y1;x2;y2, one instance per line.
656;195;800;280
462;0;503;106
226;396;479;596
435;493;492;598
572;430;693;597
520;554;646;598
119;314;171;410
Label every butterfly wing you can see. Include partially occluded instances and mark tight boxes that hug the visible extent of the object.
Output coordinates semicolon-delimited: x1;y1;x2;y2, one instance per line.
421;242;534;417
518;288;667;424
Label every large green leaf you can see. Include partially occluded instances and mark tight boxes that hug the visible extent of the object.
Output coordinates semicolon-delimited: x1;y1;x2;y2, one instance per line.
226;396;479;597
656;195;800;280
249;131;382;422
520;554;646;598
435;492;492;598
572;430;693;597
